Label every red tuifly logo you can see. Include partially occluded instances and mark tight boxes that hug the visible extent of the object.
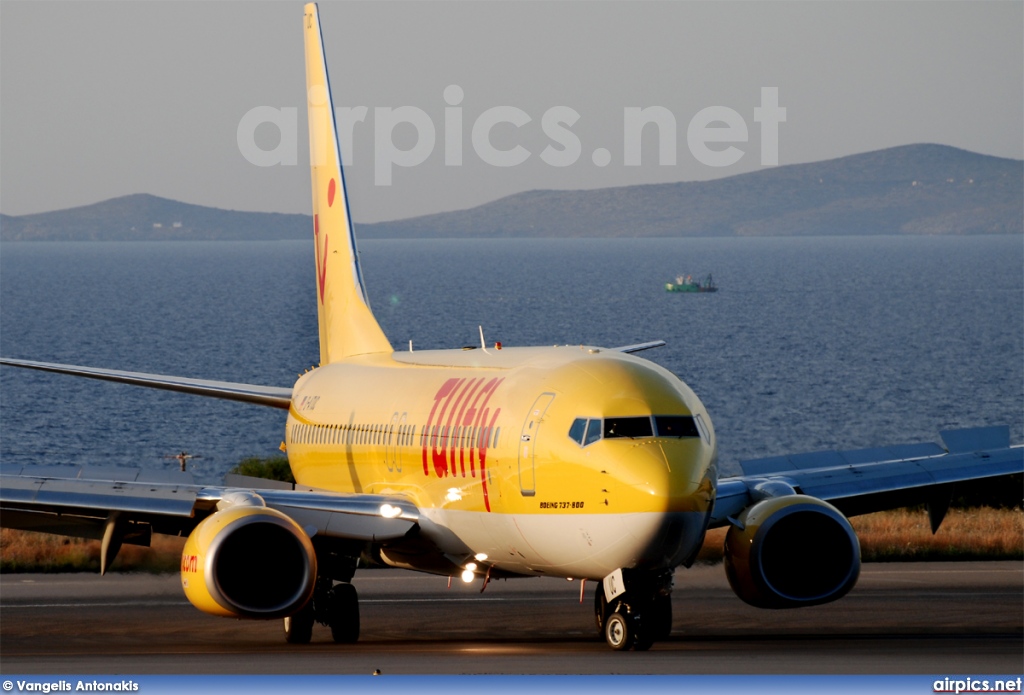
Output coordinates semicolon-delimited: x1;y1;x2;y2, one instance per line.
420;377;505;511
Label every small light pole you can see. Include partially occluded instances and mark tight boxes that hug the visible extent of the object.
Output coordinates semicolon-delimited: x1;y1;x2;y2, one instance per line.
164;451;201;472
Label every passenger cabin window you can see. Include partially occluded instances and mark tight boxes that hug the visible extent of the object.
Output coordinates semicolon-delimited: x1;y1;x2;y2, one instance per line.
604;417;653;439
654;415;700;438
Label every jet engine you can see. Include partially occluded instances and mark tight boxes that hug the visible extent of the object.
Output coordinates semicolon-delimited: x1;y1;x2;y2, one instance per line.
724;494;860;609
180;504;316;619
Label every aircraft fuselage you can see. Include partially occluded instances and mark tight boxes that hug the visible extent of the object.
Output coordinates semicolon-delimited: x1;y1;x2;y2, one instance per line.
286;345;719;580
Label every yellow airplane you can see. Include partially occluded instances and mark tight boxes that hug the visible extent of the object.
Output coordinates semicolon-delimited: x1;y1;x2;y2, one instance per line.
1;3;1021;651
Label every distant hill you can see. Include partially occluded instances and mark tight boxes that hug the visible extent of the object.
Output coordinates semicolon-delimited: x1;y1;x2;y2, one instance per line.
362;144;1023;238
2;144;1020;241
0;194;310;242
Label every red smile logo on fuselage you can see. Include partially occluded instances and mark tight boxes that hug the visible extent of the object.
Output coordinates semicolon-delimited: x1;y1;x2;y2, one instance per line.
314;178;337;304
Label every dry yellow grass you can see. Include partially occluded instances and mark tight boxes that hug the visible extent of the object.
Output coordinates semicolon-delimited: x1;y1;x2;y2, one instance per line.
695;506;1023;564
850;506;1024;561
1;507;1021;573
0;528;185;573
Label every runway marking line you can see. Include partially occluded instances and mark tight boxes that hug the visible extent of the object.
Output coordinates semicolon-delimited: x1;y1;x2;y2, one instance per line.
1;601;191;608
865;568;1023;574
1;596;571;609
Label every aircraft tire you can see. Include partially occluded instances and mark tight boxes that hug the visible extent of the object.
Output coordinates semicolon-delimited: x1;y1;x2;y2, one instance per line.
633;615;655;652
328;582;360;643
283;600;314;644
594;587;608;637
604;609;635;651
651;593;672;641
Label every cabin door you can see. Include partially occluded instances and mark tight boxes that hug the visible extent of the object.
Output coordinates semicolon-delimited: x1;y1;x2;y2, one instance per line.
518;393;555;497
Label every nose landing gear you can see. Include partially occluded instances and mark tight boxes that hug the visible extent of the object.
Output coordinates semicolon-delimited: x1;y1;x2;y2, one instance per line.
595;569;673;651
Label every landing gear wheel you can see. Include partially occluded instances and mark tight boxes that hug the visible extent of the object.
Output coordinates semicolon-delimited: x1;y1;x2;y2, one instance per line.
650;593;672;641
283;600;314;644
604;609;635;651
327;582;360;643
594;587;609;637
633;614;654;652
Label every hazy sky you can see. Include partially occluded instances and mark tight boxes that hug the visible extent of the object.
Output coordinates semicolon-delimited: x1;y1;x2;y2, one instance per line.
2;1;1021;222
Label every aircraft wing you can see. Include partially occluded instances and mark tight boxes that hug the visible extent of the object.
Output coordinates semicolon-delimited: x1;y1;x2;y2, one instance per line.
0;358;292;409
0;464;418;555
711;425;1023;529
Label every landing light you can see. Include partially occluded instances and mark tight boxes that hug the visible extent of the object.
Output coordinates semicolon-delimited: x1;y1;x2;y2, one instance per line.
474;553;488;562
465;562;478;571
379;504;402;518
446;488;462;502
460;569;475;583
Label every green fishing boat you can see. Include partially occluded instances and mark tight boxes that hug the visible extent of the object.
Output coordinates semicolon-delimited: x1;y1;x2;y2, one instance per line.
666;274;717;293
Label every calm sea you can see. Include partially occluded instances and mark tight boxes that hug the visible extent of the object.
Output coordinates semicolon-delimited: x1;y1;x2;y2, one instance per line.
1;236;1021;483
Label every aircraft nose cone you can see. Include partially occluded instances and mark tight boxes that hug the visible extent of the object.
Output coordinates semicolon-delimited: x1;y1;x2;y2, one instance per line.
662;439;716;513
613;439;714;515
625;441;715;568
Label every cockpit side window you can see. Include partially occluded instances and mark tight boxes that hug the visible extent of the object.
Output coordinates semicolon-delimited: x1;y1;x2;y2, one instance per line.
568;418;587;445
603;417;653;439
583;418;602;446
654;415;699;438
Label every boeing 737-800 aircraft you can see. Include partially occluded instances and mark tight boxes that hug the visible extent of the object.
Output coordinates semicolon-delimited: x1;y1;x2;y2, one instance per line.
1;3;1021;651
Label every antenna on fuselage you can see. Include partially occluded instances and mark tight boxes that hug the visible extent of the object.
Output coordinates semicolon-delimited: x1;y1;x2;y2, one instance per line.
479;326;490;354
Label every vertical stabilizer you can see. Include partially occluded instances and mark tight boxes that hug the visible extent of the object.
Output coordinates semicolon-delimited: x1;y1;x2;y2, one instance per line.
303;3;391;363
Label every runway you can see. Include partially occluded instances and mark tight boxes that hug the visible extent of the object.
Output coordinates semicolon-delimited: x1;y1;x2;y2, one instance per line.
2;562;1021;674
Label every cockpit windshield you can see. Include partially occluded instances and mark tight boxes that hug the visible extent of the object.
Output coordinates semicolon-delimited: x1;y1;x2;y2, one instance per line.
654;416;700;438
604;417;653;439
568;415;701;446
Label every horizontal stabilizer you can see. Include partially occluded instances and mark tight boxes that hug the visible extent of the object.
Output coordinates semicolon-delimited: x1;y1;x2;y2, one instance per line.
613;340;667;354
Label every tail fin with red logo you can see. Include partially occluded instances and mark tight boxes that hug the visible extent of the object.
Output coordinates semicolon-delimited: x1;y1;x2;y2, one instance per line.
303;3;391;363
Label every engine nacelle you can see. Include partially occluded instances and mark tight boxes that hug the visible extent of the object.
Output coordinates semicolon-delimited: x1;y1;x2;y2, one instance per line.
180;505;316;619
724;494;860;609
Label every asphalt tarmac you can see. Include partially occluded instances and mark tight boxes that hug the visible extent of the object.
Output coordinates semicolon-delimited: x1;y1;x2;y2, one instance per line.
1;562;1021;674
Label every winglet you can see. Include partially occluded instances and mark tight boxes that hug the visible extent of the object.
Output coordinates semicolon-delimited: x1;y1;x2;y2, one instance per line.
304;3;391;362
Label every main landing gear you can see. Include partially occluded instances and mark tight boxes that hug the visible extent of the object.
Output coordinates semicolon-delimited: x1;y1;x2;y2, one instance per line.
283;576;360;644
594;570;673;651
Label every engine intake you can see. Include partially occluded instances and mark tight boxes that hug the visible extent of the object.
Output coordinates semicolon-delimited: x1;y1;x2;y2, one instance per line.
724;495;860;608
181;505;316;619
